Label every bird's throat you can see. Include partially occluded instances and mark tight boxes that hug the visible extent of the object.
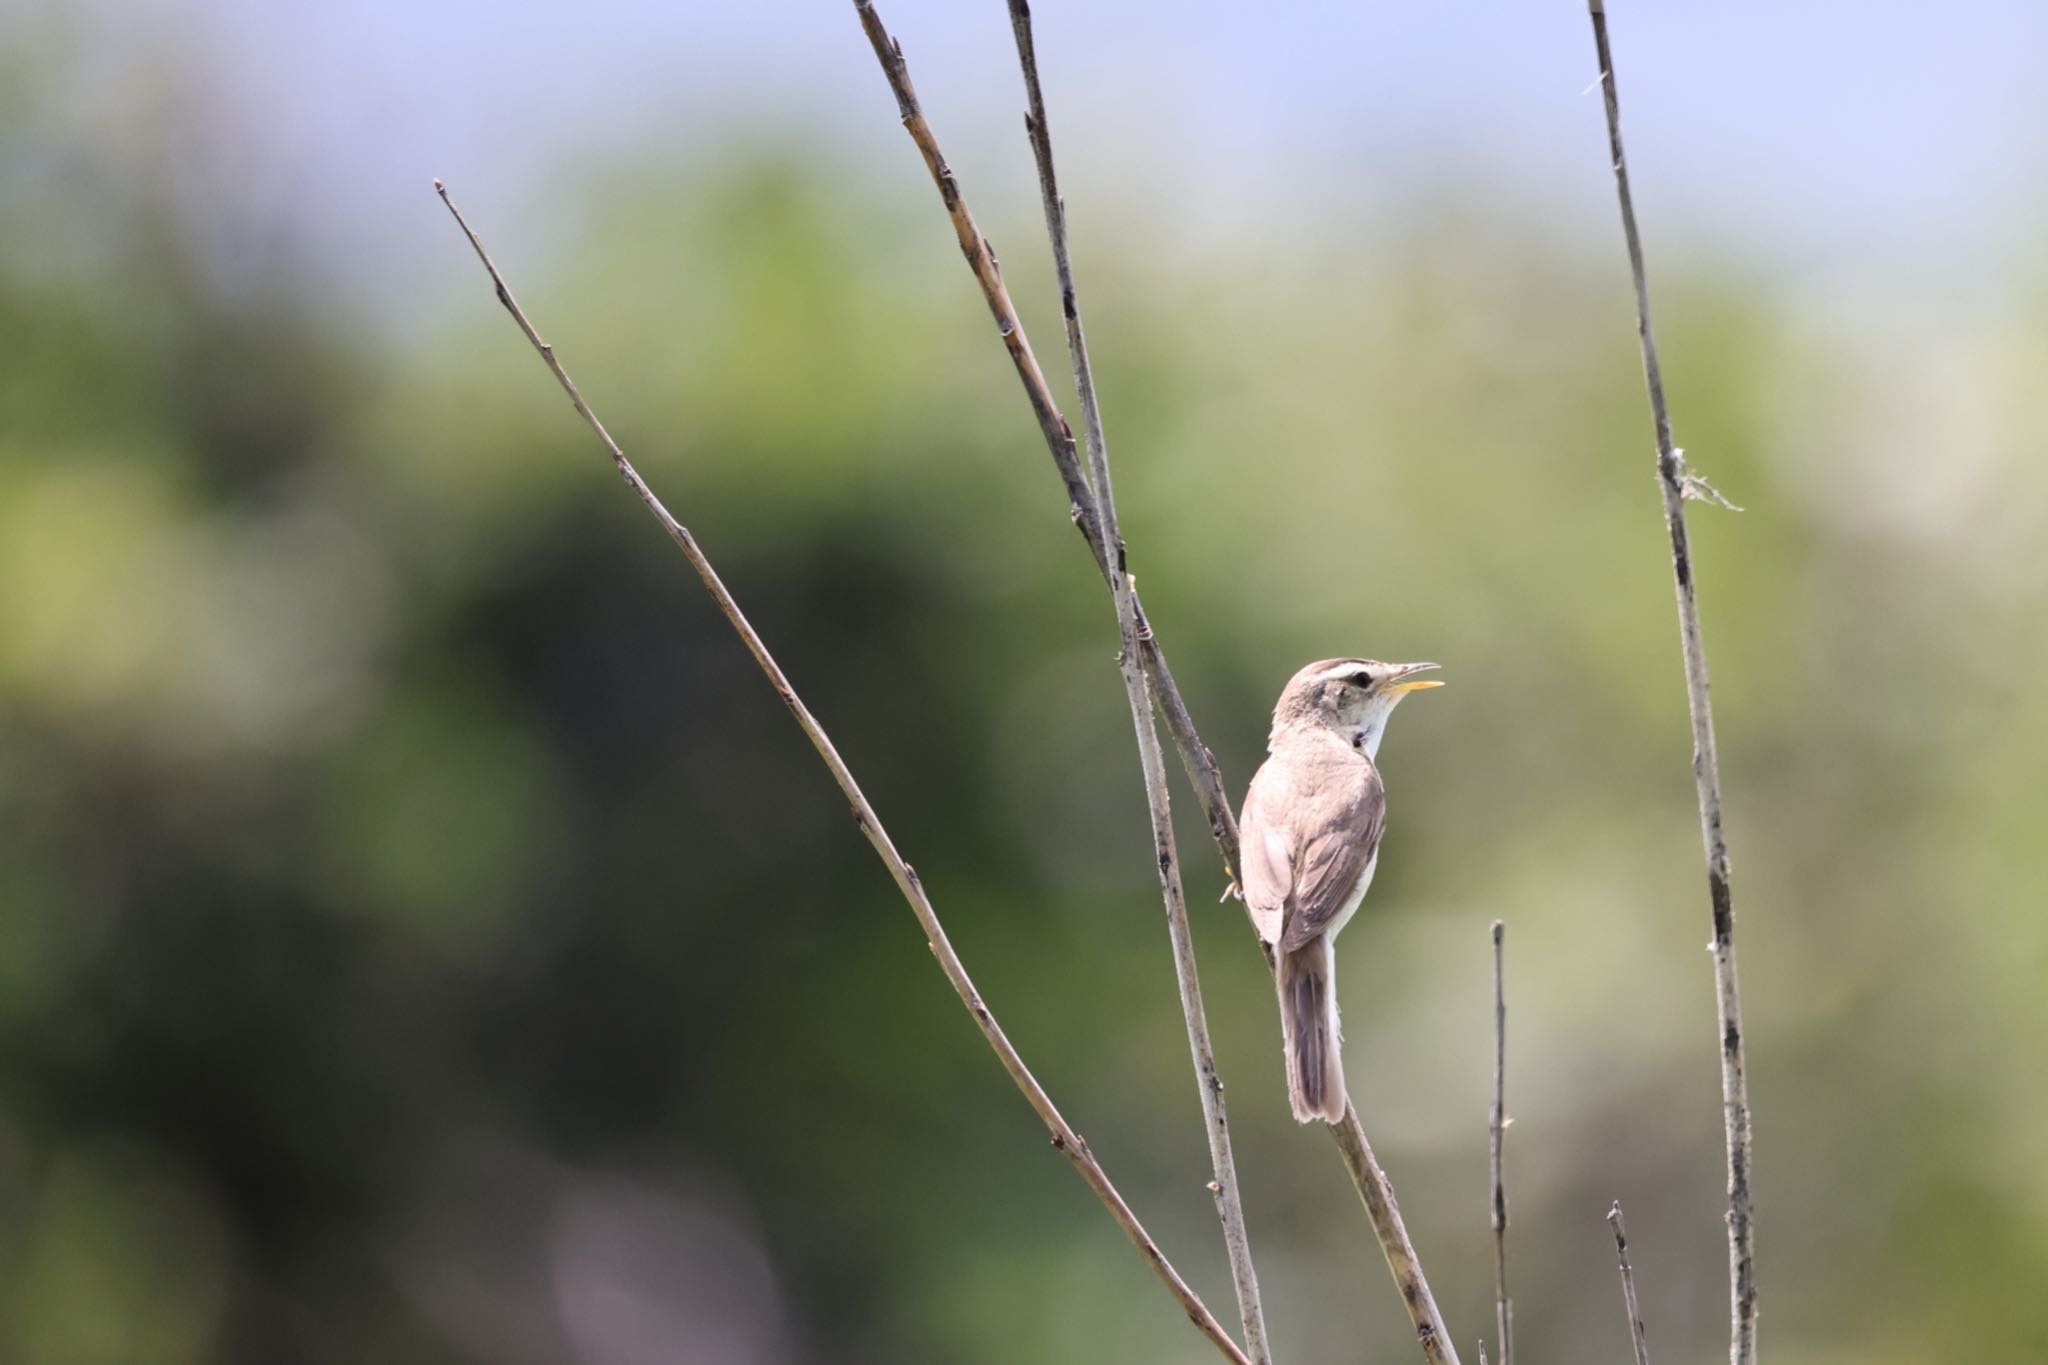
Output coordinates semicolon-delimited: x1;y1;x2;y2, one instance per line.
1350;718;1388;760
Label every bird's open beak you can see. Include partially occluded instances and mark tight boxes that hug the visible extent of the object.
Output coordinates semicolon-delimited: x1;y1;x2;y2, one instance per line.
1387;661;1444;694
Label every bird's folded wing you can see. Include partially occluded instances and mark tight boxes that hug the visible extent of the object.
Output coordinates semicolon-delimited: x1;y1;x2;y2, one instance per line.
1279;771;1385;953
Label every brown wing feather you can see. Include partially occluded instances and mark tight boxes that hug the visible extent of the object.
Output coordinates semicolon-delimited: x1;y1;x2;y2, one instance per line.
1279;763;1384;954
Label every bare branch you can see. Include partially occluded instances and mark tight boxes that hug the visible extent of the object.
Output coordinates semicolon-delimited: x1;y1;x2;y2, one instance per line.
848;0;1242;881
851;5;1462;1360
1580;7;1757;1363
1489;921;1511;1365
1003;4;1270;1361
1330;1109;1461;1364
1607;1202;1652;1365
434;179;1252;1365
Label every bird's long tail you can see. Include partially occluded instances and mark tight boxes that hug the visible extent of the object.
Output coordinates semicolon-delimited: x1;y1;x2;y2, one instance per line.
1278;935;1345;1124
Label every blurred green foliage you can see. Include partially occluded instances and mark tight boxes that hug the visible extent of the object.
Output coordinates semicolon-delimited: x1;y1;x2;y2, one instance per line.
4;13;2048;1365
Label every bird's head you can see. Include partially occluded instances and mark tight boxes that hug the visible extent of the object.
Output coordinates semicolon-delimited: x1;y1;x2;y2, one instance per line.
1271;657;1442;758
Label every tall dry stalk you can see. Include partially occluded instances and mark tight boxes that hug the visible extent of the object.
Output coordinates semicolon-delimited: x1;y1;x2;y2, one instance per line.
847;1;1237;879
1608;1202;1654;1365
1489;921;1511;1365
436;179;1252;1365
1003;3;1270;1359
1581;6;1758;1362
849;3;1463;1360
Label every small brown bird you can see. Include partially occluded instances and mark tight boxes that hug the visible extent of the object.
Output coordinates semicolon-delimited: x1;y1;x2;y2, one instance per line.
1239;658;1442;1123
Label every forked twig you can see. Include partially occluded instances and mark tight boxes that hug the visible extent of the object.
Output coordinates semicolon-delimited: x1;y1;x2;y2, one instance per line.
1581;7;1757;1363
1004;3;1269;1360
434;179;1252;1365
850;4;1459;1360
1607;1202;1653;1365
1489;921;1511;1365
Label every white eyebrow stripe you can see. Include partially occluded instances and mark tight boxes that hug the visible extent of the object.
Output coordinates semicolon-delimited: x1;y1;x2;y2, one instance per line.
1312;664;1369;683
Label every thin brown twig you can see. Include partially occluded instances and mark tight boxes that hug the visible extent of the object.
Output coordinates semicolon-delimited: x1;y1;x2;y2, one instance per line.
1489;921;1511;1365
1330;1108;1460;1364
1607;1202;1652;1365
1581;8;1757;1364
1003;4;1269;1361
849;0;1240;879
850;4;1461;1360
434;178;1252;1365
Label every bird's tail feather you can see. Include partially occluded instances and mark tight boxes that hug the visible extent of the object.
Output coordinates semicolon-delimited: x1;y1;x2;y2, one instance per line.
1278;936;1345;1124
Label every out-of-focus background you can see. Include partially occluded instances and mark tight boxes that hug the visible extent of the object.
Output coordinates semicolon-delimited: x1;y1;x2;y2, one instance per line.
5;1;2047;1361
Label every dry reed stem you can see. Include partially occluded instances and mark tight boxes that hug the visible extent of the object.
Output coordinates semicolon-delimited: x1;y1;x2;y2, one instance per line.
851;3;1462;1358
849;6;1460;1359
1581;8;1757;1362
436;178;1252;1365
1003;3;1270;1359
849;0;1241;877
1331;1108;1461;1364
1489;921;1511;1365
1608;1201;1653;1365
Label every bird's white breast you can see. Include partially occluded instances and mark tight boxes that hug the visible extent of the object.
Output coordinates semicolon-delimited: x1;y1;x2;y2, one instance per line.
1325;849;1378;942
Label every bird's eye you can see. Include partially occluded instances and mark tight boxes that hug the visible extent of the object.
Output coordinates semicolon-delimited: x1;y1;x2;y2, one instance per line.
1350;671;1374;689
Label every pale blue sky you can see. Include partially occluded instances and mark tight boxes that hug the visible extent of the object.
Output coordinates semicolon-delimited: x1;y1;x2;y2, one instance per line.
49;1;2048;322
